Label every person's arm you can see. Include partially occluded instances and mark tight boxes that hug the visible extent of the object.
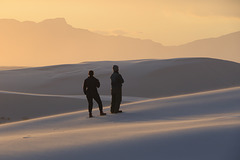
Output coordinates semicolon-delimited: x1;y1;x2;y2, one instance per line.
119;74;124;84
96;79;100;88
83;80;87;95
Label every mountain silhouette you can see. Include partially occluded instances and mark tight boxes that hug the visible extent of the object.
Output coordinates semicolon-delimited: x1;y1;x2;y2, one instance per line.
0;18;239;66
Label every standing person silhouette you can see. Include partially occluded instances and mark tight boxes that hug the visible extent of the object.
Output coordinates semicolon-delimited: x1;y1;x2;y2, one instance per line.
110;65;124;113
83;70;106;118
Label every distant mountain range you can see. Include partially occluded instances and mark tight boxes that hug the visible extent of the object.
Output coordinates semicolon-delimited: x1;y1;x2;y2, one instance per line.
0;18;239;66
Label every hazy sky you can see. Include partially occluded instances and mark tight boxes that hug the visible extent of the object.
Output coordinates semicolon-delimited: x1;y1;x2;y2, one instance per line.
0;0;240;45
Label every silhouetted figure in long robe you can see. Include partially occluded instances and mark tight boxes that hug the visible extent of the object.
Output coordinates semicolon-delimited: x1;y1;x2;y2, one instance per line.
83;70;106;118
110;65;124;113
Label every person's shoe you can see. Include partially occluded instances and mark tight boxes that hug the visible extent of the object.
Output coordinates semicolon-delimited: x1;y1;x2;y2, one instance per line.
100;112;106;116
110;109;114;114
111;110;122;114
89;113;93;118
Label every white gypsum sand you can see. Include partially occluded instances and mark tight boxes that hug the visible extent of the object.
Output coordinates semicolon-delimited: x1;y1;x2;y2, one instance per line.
0;58;240;98
0;91;148;123
0;87;239;160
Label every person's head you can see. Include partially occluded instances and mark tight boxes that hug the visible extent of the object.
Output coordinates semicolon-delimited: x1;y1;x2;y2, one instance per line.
113;65;119;72
88;70;94;76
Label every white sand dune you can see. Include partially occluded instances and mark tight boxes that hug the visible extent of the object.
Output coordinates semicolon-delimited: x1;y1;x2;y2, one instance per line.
0;58;239;159
0;90;149;102
0;57;240;123
0;91;147;123
0;58;240;98
0;87;239;160
0;66;26;71
0;92;88;123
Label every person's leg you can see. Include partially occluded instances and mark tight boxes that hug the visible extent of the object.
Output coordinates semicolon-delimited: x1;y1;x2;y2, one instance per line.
111;92;117;113
114;88;122;113
93;94;105;115
86;95;93;117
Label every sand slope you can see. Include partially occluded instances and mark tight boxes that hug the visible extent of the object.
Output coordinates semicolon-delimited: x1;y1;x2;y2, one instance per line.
0;91;147;123
0;87;239;160
1;58;240;98
1;58;240;124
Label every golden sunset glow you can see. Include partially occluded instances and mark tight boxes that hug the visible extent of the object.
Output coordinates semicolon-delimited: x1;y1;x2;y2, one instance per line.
1;2;240;159
1;0;239;45
0;0;239;66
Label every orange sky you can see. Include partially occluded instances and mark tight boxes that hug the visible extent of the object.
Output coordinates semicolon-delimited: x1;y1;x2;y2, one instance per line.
0;0;240;45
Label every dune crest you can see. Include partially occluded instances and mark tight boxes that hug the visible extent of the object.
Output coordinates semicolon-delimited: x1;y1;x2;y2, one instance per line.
0;58;239;97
